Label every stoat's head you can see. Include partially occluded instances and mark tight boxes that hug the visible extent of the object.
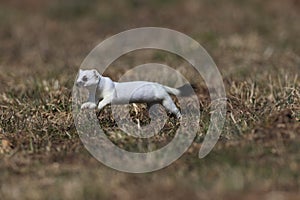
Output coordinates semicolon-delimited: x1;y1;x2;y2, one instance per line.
76;69;101;88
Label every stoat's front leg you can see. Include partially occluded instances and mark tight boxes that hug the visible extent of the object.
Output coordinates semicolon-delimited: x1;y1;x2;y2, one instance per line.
97;96;113;111
81;102;97;109
81;88;97;109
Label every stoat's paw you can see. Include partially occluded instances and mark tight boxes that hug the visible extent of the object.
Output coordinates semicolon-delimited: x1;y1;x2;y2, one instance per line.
81;102;97;109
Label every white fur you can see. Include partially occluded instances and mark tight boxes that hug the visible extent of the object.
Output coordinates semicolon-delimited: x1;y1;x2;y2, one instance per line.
76;69;182;118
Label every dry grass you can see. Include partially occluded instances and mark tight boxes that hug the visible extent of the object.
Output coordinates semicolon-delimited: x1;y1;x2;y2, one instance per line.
0;0;300;199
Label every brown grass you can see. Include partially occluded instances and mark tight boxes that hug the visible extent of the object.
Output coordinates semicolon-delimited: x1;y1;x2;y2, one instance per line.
0;0;299;199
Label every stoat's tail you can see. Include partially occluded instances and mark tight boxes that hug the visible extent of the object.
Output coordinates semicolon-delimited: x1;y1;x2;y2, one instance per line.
163;84;196;96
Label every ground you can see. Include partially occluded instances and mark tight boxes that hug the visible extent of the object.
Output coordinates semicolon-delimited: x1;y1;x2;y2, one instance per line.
0;0;299;199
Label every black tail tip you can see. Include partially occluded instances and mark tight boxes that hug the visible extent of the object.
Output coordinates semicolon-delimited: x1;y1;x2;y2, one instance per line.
178;83;197;96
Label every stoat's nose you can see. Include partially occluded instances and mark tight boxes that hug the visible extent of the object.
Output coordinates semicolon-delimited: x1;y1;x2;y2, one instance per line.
76;81;83;87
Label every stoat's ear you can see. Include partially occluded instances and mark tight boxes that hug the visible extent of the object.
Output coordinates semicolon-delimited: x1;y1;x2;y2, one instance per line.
93;69;100;79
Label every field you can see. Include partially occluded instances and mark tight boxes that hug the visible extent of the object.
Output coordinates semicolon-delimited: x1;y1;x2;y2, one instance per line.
0;0;299;199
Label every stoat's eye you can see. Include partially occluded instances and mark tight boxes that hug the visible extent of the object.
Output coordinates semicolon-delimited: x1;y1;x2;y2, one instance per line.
82;76;88;82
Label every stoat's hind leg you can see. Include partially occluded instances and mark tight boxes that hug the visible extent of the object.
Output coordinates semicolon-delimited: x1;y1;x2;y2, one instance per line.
161;95;181;119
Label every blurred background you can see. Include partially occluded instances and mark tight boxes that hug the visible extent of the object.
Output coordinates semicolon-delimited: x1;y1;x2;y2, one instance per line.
0;0;299;199
0;0;299;80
